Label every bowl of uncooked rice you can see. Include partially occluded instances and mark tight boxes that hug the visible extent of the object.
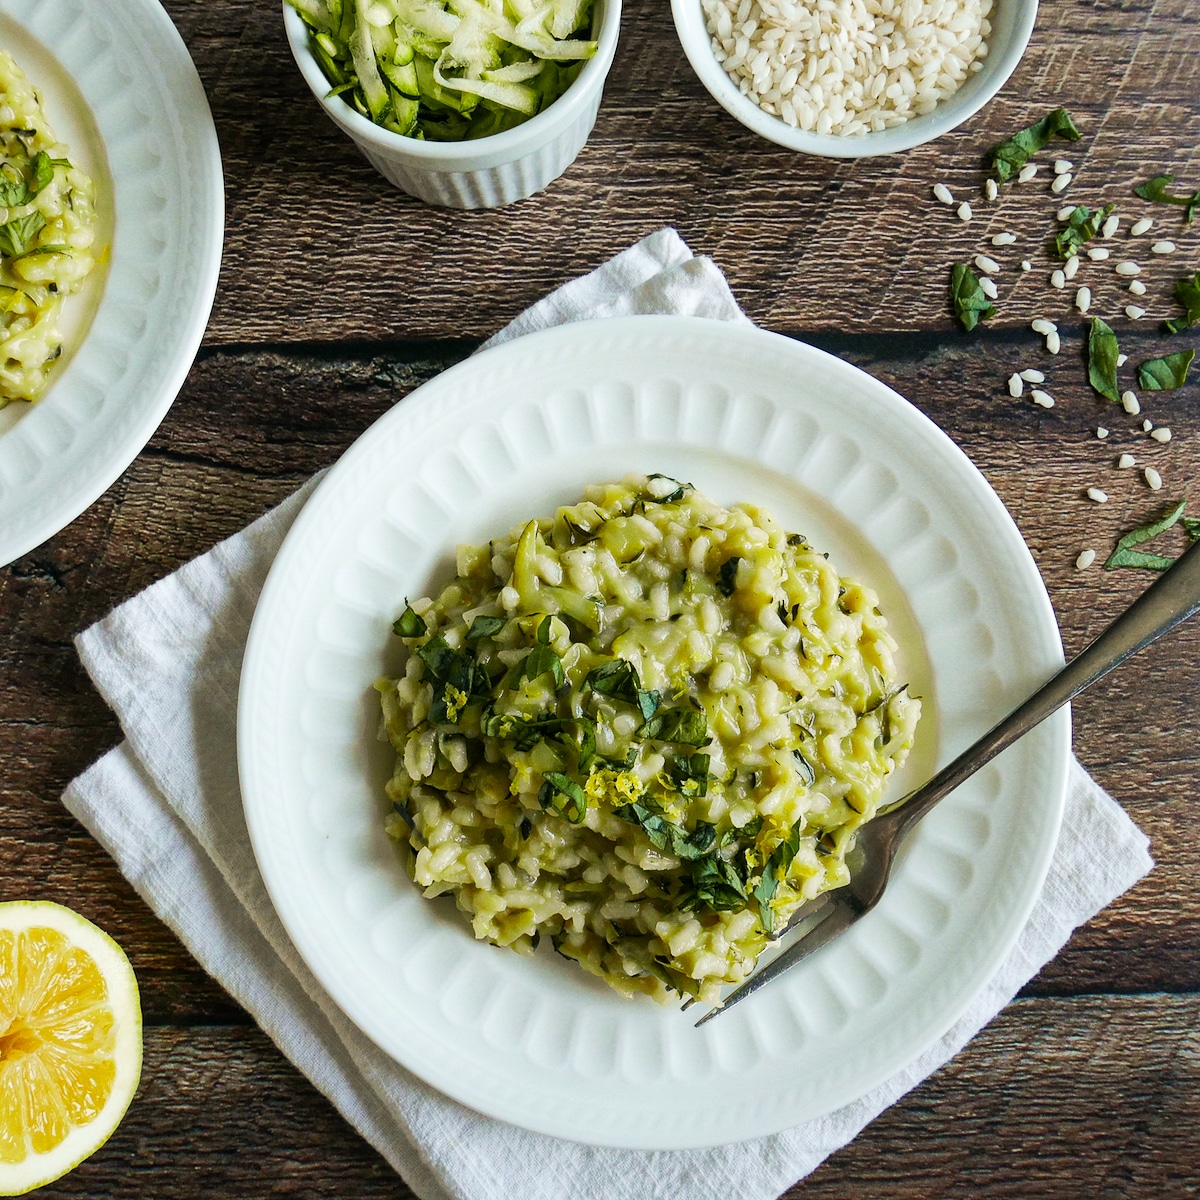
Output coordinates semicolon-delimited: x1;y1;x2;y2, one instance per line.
671;0;1038;156
376;475;921;1005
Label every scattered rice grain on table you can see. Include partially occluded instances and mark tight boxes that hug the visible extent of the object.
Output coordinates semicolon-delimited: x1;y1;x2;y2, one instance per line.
702;0;992;136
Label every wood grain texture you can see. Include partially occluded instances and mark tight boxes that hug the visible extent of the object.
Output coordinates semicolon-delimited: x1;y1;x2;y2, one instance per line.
2;0;1200;1194
171;0;1200;342
21;996;1200;1198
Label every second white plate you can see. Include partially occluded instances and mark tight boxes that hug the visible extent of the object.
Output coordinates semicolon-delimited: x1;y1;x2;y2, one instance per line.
239;315;1068;1149
0;0;223;566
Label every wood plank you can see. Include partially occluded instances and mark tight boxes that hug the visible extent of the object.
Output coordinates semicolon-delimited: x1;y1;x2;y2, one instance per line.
24;994;1200;1198
158;0;1200;342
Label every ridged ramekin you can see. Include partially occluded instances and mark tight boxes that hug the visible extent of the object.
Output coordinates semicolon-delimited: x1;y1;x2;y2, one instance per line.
283;0;621;208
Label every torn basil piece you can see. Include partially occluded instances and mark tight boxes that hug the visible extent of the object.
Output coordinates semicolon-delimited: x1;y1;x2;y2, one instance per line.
635;705;708;746
0;210;45;259
392;603;427;638
466;614;506;640
516;643;565;689
716;556;741;597
1104;499;1187;570
986;108;1081;183
1166;273;1200;334
667;752;710;798
636;688;661;722
644;474;690;504
792;749;816;786
950;263;995;332
1134;173;1200;223
417;635;485;723
538;772;587;824
1137;349;1194;391
1056;204;1114;260
1087;317;1121;403
584;658;641;702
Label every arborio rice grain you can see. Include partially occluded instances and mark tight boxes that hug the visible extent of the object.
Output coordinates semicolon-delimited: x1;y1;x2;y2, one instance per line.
702;0;991;135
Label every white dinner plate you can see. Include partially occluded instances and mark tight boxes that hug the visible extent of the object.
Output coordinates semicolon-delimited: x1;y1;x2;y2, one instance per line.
239;315;1069;1149
0;0;223;566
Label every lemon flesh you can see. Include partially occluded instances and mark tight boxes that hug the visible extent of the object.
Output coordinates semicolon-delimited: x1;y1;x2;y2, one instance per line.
0;902;142;1196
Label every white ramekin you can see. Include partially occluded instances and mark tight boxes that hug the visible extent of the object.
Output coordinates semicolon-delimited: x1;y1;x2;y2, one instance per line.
283;0;621;208
671;0;1037;158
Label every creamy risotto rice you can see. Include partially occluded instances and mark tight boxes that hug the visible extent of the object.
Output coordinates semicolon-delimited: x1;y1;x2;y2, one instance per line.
0;49;98;406
377;475;920;1003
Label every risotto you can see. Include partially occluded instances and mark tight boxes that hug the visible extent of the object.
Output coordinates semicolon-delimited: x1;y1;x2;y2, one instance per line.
0;49;98;406
376;475;920;1003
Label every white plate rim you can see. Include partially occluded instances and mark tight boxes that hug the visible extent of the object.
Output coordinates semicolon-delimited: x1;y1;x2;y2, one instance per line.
0;0;223;567
238;315;1069;1149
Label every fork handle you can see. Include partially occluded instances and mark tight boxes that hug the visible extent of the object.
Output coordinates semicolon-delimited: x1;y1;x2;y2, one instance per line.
896;534;1200;833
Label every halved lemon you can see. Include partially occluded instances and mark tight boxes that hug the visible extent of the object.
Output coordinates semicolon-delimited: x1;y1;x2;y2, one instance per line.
0;902;142;1196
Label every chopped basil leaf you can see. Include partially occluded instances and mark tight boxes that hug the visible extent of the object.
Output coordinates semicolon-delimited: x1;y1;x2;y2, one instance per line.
667;751;710;798
716;556;741;597
571;716;597;774
391;800;414;830
519;815;533;839
392;603;427;638
635;705;708;746
1087;317;1121;403
584;658;641;702
481;711;565;747
754;825;803;933
1055;204;1114;260
538;772;587;824
516;644;565;689
644;474;689;504
0;211;45;259
535;614;553;644
682;855;747;912
950;263;995;332
417;635;485;723
467;614;506;640
986;108;1081;183
1104;499;1187;571
1137;349;1194;391
1134;173;1200;223
792;749;816;786
636;688;661;722
1165;273;1200;335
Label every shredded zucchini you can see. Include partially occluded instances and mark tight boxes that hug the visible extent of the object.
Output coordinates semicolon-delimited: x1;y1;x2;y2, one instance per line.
288;0;597;141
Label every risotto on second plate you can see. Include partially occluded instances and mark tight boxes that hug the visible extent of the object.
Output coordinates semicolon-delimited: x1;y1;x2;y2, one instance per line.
376;474;920;1004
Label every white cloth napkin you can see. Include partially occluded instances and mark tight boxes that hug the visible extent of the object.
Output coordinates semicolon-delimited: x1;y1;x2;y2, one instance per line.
65;229;1154;1200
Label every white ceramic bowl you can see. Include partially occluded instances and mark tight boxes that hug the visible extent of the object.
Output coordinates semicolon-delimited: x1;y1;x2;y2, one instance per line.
283;0;620;207
671;0;1037;158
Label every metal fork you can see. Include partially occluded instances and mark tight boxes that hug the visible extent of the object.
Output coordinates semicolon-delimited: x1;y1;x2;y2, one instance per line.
695;534;1200;1027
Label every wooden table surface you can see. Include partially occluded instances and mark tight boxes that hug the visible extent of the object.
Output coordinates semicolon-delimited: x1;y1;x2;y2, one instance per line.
3;0;1199;1194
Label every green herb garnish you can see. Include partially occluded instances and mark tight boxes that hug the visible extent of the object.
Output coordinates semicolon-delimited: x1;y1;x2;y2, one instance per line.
1104;500;1195;571
792;749;816;786
753;825;802;933
1134;173;1200;224
667;752;710;798
0;211;45;259
417;635;487;723
538;772;587;824
716;556;741;597
635;705;708;746
1165;273;1200;335
950;263;995;332
986;108;1081;183
1055;204;1114;260
681;855;748;912
392;603;427;638
466;614;506;640
644;474;689;504
515;643;565;689
1087;317;1121;403
1138;349;1194;391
